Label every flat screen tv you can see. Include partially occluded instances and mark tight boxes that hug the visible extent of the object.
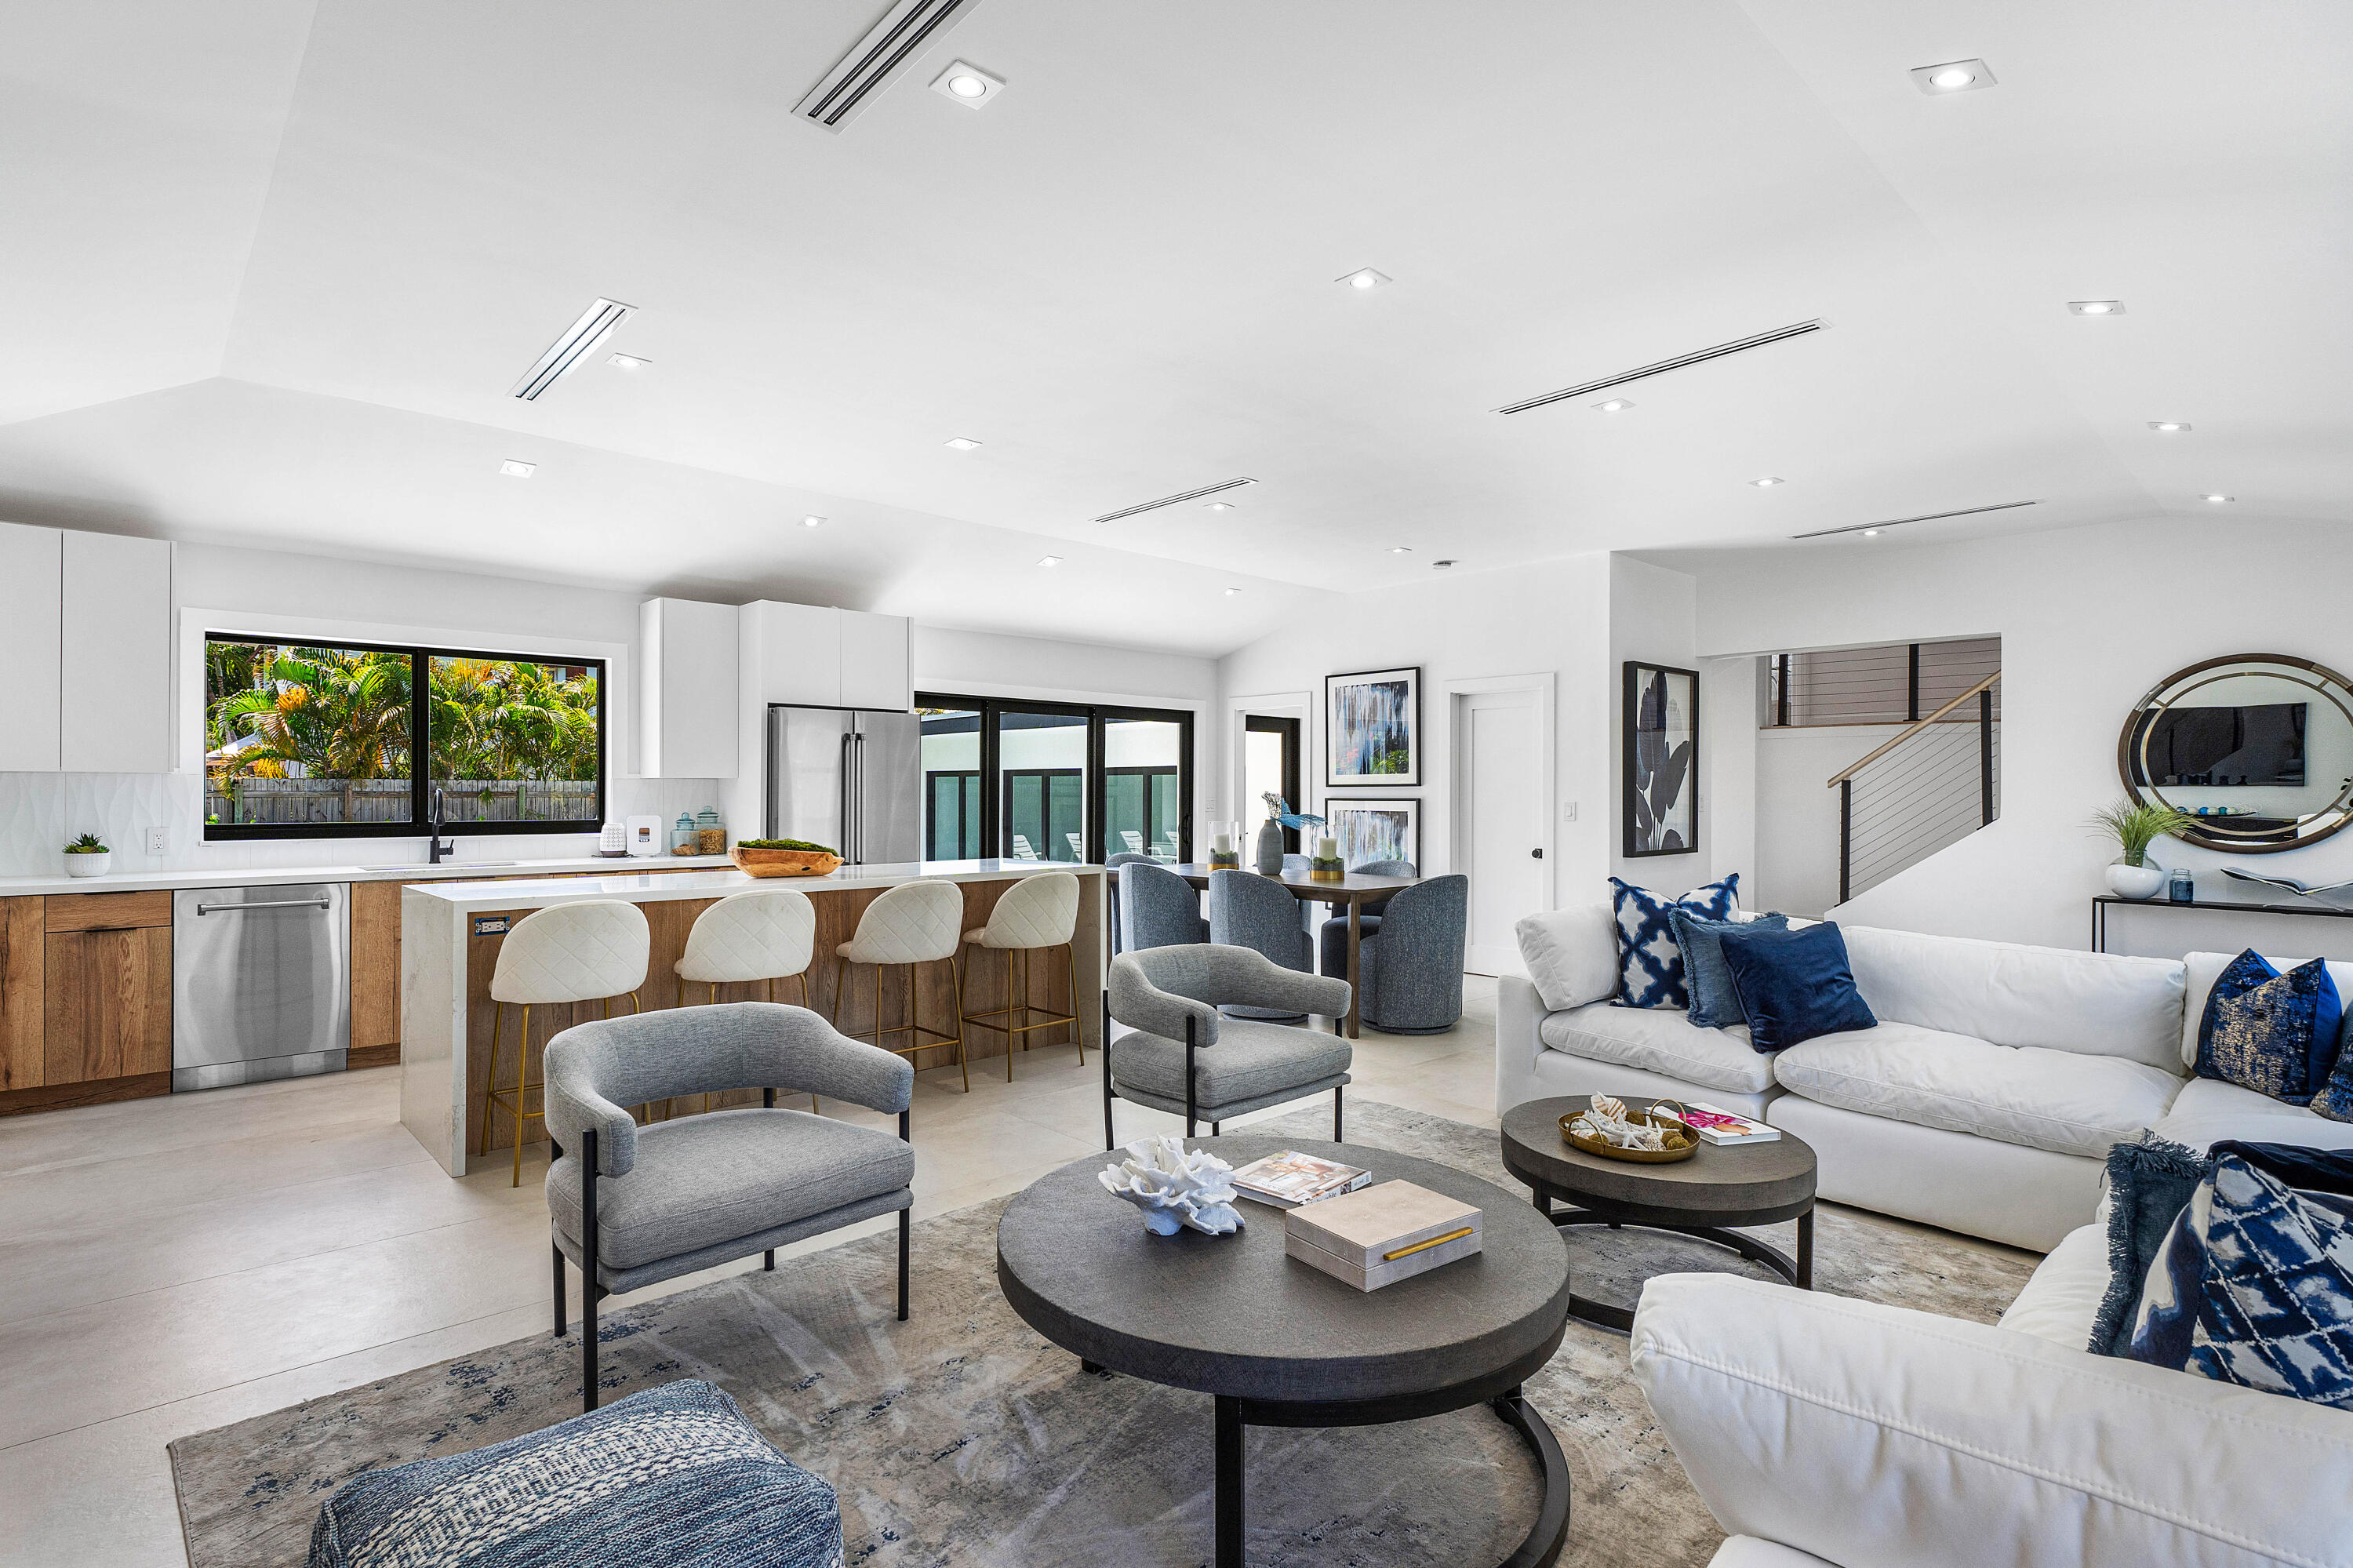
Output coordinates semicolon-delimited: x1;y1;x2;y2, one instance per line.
2139;700;2306;788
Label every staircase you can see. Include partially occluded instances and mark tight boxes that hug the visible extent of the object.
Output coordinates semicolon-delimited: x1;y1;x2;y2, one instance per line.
1829;671;2001;902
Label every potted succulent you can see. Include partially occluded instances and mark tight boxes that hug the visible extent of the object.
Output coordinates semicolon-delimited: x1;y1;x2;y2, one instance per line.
63;832;112;878
2089;801;2193;899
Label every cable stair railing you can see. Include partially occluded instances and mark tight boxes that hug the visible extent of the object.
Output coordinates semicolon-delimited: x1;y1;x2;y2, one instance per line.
1827;670;2000;903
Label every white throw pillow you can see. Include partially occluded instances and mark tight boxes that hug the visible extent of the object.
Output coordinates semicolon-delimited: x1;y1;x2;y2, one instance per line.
1515;904;1619;1013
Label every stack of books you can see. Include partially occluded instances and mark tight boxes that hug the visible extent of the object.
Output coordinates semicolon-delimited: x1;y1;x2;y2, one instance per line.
1228;1150;1373;1208
1664;1103;1780;1145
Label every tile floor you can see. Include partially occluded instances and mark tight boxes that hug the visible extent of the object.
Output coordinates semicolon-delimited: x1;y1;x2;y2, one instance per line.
0;980;1503;1567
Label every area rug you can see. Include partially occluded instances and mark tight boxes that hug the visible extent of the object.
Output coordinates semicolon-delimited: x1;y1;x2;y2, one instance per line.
168;1101;2036;1567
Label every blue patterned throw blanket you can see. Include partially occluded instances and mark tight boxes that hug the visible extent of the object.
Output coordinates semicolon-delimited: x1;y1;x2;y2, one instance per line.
307;1380;842;1568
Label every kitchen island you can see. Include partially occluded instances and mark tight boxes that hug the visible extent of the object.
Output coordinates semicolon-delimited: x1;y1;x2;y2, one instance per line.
398;860;1104;1177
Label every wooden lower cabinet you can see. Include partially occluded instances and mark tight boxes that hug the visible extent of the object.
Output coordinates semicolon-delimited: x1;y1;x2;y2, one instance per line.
1;897;44;1094
45;926;172;1085
349;881;402;1069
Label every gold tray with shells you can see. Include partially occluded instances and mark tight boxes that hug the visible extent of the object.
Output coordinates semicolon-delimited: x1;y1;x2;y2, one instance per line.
1559;1097;1700;1163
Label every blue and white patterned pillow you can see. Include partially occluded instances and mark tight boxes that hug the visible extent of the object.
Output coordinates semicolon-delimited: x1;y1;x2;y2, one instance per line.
2126;1152;2353;1409
309;1379;843;1568
1609;874;1739;1010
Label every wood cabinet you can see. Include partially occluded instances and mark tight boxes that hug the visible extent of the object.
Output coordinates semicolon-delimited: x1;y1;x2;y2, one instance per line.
45;926;171;1085
1;898;43;1093
350;880;402;1068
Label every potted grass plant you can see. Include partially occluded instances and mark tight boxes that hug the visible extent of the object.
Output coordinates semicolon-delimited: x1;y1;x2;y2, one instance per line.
63;832;111;878
2089;801;2194;899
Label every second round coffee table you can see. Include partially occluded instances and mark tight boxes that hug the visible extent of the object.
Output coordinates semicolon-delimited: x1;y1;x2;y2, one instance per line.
1499;1096;1817;1333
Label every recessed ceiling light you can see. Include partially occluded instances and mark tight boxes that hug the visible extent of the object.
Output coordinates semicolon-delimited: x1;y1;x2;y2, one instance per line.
1224;588;1242;596
2203;494;2235;504
606;353;650;371
1433;558;1457;569
1862;529;1880;537
1036;555;1062;567
2148;421;2191;432
1911;59;1997;94
1387;546;1412;554
1337;267;1391;291
1205;501;1236;512
930;60;1004;108
802;515;825;528
499;459;536;478
1751;476;1785;488
2068;300;2125;316
945;437;982;450
1592;398;1635;413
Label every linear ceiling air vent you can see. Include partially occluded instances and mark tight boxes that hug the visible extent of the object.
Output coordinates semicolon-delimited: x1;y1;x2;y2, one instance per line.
1793;499;2039;540
1493;319;1828;415
1092;478;1257;525
796;0;983;132
511;298;635;401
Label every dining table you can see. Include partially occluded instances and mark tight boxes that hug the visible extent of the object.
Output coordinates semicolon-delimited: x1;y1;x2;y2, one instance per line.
1155;863;1419;1039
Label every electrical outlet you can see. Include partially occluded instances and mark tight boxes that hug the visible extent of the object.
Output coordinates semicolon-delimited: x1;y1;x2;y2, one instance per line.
145;826;169;853
1561;802;1579;823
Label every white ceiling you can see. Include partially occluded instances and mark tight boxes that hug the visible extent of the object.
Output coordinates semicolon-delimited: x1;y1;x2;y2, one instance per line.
2;0;2344;656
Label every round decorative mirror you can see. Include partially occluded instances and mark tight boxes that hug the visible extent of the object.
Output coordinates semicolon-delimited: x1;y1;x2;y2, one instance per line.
2118;653;2353;854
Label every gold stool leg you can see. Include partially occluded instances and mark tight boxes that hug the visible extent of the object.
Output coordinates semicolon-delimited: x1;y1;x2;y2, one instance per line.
949;954;970;1093
1007;948;1018;1082
511;1003;531;1188
478;1000;503;1159
1065;942;1084;1065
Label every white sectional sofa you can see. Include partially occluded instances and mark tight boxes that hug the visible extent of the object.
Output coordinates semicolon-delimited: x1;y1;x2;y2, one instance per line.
1500;904;2353;1250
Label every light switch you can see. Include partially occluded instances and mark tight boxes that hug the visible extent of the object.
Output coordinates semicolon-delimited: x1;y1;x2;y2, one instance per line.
1561;802;1579;823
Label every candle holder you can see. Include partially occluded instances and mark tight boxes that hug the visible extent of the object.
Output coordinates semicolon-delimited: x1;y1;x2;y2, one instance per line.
1307;855;1347;882
1208;848;1240;870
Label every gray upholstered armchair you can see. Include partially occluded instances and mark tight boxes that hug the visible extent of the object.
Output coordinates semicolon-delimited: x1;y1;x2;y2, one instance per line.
1119;860;1209;952
1323;873;1468;1035
1207;868;1313;1021
1103;944;1352;1143
544;1002;915;1411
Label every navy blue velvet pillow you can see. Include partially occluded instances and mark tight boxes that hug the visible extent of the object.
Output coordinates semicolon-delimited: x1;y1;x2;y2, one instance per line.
1718;921;1877;1053
2195;949;2343;1105
1671;909;1789;1030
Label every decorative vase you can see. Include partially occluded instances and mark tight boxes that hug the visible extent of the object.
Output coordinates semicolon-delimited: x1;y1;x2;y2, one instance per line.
1255;817;1286;875
64;853;110;878
2104;861;2164;900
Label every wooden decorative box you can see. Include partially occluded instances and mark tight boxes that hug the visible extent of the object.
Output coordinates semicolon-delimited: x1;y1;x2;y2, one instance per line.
1283;1180;1482;1291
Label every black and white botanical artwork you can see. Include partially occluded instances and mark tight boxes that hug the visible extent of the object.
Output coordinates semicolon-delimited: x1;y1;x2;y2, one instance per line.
1624;663;1697;857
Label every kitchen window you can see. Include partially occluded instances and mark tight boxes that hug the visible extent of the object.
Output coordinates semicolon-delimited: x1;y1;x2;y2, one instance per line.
916;694;1191;864
203;634;605;841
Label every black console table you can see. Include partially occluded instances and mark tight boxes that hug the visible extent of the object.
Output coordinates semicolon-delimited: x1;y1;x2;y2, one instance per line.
2092;893;2353;952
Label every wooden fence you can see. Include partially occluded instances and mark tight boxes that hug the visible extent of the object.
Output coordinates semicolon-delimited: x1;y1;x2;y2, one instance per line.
205;778;598;825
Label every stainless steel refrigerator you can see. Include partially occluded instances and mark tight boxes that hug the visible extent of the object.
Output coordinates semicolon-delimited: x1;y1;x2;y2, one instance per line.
765;704;923;864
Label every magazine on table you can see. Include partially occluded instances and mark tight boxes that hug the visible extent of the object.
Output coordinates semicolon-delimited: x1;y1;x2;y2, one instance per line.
1229;1150;1374;1207
1663;1103;1781;1145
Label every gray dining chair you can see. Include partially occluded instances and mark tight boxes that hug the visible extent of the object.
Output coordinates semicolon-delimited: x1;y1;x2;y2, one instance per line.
1207;868;1312;1021
1315;857;1417;977
1323;873;1468;1035
543;1002;915;1413
1103;944;1352;1143
1104;851;1157;955
1119;860;1209;952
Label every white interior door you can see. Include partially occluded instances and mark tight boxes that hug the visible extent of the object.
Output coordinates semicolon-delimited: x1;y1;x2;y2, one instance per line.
1460;687;1546;976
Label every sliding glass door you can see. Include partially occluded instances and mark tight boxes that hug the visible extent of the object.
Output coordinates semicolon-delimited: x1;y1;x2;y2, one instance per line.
917;693;1192;864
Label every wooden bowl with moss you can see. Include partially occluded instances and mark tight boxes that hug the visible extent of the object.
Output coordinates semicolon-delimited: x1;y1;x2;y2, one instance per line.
729;839;843;878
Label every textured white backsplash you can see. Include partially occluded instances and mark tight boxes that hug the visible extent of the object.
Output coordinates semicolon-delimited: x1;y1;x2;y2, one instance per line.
0;772;729;879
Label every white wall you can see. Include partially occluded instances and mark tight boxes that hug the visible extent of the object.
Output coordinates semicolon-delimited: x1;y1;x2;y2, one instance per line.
1752;721;1908;918
911;625;1215;706
1664;513;2353;951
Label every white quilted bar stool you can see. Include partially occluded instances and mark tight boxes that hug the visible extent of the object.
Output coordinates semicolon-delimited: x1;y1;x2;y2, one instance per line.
834;879;970;1091
479;900;651;1187
675;887;819;1111
958;871;1082;1082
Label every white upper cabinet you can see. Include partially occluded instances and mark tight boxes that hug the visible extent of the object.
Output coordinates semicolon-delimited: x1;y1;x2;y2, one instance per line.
838;609;911;711
636;598;740;779
60;531;173;773
745;602;909;712
0;523;64;772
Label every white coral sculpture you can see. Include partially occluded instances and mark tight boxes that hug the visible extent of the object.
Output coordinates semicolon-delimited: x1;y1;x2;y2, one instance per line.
1098;1136;1246;1236
1571;1093;1670;1151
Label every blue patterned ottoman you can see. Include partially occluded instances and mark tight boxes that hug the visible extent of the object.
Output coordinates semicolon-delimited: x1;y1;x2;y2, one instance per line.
307;1380;842;1568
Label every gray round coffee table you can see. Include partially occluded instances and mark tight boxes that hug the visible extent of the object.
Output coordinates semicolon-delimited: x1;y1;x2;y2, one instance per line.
997;1136;1573;1568
1499;1096;1817;1333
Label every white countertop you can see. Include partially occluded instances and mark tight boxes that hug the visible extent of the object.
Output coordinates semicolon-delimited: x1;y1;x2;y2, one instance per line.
0;852;738;897
406;858;1103;913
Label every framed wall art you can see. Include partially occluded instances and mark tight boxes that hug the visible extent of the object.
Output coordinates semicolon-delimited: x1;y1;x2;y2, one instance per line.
1326;665;1420;787
1623;661;1698;857
1323;795;1420;869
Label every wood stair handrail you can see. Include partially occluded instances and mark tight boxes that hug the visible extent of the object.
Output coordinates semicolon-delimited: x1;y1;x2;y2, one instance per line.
1826;670;2002;788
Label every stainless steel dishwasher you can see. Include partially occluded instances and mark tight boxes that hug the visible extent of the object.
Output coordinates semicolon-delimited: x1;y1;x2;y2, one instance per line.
172;883;351;1091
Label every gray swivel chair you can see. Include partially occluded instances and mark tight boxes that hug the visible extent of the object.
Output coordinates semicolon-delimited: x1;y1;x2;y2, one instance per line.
1322;874;1468;1035
1104;851;1157;955
1120;860;1209;952
1103;944;1352;1143
1207;868;1312;1021
1316;857;1417;977
544;1002;915;1413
